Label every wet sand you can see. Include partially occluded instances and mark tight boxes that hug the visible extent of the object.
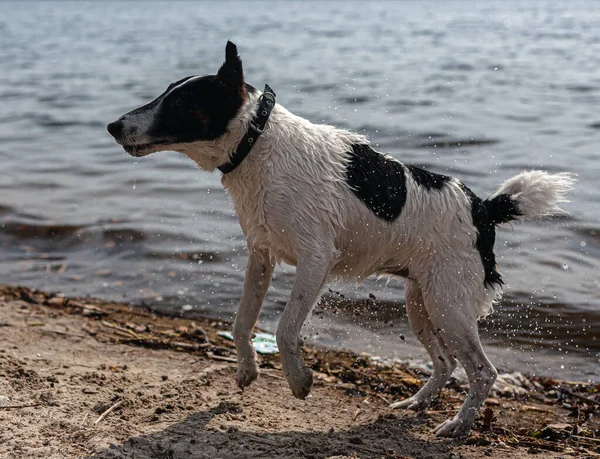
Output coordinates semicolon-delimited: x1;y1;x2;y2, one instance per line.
0;285;598;459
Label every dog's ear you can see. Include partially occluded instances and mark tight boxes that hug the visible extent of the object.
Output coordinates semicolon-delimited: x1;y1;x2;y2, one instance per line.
217;41;245;93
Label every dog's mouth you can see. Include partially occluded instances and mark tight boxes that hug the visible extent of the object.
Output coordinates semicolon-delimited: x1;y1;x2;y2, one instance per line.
121;143;159;158
116;136;177;158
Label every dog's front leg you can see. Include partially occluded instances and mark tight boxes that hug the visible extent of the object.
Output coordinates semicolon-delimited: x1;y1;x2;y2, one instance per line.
233;247;274;390
277;252;333;399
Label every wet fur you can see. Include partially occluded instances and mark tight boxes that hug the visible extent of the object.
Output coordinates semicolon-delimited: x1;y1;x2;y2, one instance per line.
107;42;575;438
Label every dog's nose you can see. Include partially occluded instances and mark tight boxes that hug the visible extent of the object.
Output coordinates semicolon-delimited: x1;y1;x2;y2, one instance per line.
107;119;124;137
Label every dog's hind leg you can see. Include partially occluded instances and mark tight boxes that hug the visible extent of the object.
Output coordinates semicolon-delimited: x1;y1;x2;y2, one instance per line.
420;279;497;438
233;247;274;389
277;251;335;399
390;279;456;411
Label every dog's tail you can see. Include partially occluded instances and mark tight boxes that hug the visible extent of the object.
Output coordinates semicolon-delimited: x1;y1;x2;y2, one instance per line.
484;171;575;225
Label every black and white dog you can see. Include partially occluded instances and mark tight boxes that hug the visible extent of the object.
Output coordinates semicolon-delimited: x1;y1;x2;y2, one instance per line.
107;42;573;437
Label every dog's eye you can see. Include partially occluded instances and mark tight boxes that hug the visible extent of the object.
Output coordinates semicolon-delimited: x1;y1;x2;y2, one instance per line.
170;92;191;107
169;96;187;108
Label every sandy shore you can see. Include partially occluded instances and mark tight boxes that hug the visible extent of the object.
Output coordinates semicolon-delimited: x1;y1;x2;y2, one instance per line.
0;285;598;459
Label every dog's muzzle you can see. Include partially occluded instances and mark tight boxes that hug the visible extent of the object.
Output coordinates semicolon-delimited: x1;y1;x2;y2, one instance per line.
107;118;155;157
107;119;124;138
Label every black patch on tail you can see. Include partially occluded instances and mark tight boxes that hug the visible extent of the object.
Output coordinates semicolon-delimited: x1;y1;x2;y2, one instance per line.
484;194;523;225
345;144;408;222
406;165;450;190
460;184;503;288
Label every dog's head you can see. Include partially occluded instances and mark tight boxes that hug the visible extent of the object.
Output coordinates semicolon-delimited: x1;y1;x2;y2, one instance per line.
107;41;247;158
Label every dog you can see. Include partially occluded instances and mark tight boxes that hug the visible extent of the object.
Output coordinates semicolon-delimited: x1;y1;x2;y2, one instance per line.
107;41;574;438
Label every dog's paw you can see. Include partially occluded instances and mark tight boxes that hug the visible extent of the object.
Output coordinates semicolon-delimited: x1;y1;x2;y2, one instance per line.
288;367;313;400
236;364;259;390
434;416;472;438
389;395;430;412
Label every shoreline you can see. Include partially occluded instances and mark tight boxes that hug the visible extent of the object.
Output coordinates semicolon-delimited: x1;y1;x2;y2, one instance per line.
1;284;598;458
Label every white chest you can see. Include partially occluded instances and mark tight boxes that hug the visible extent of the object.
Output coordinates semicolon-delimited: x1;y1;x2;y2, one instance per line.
223;171;298;266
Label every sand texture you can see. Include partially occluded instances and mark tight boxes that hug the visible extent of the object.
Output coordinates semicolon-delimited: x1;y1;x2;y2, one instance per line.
0;285;598;459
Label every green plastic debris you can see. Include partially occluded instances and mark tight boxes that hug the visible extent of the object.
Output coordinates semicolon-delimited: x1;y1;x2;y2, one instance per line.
217;331;279;355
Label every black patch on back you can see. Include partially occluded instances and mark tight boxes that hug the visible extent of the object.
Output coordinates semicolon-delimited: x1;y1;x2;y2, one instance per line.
345;144;408;222
406;165;450;190
460;184;503;288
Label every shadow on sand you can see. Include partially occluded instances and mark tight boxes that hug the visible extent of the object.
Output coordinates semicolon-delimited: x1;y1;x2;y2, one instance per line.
90;401;457;459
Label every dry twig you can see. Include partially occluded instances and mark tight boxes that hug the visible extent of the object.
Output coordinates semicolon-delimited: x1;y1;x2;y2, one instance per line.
561;388;600;406
261;370;285;381
94;400;123;425
0;403;40;410
206;352;237;363
40;329;86;339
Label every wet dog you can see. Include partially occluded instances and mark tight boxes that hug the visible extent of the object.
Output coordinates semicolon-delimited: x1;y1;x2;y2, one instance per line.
107;41;574;437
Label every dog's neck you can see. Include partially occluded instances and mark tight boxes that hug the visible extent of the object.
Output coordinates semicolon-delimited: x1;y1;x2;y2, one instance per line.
180;91;263;172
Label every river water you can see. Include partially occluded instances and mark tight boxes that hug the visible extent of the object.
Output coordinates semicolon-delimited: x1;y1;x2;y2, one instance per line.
1;1;598;380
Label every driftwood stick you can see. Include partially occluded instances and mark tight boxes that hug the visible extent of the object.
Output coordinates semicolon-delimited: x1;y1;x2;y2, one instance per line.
372;392;390;404
572;435;600;444
560;388;600;406
94;400;123;425
40;329;86;339
101;320;139;338
206;352;237;363
260;371;285;381
0;403;41;410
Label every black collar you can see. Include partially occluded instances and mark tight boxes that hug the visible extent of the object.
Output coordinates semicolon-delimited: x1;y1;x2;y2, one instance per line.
218;84;276;174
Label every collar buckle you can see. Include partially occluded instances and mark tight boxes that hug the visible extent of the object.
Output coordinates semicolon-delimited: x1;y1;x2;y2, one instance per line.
261;92;275;105
249;121;264;135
